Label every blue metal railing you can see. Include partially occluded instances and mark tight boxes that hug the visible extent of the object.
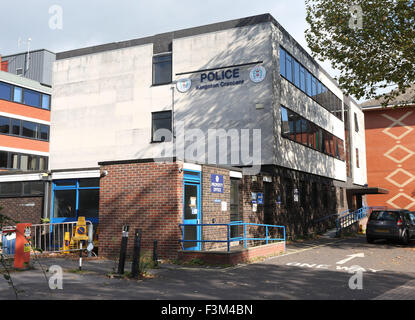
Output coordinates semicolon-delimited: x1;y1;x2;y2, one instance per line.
179;222;286;252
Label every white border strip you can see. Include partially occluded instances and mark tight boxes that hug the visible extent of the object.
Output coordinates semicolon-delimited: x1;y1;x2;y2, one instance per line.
0;111;50;125
230;171;242;179
0;173;45;182
0;146;49;157
183;163;202;172
52;170;101;180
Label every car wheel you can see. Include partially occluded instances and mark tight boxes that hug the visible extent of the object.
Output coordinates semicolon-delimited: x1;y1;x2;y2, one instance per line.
401;230;409;245
367;237;375;244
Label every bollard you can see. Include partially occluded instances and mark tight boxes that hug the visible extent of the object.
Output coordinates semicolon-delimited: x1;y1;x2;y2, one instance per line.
153;240;158;266
131;229;142;278
117;225;129;275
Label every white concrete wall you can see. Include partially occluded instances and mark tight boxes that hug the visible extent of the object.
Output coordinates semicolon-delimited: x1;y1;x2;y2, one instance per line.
51;23;274;170
350;100;367;186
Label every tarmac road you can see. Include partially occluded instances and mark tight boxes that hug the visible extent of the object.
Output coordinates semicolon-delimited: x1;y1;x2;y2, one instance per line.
0;235;414;300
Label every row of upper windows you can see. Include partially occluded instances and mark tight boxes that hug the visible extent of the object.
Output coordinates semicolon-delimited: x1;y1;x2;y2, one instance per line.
280;47;343;121
0;150;48;171
0;116;49;141
281;106;345;161
0;81;51;110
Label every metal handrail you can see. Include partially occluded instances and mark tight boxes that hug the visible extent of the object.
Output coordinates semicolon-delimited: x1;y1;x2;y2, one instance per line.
336;206;371;233
179;222;286;252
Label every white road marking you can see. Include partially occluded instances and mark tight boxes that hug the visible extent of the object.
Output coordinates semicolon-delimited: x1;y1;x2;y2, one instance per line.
336;253;365;265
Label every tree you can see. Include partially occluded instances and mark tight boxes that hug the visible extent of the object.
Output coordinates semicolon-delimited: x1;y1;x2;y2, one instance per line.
305;0;415;106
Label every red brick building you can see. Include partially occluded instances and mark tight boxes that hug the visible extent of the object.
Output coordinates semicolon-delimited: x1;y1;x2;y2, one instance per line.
362;86;415;209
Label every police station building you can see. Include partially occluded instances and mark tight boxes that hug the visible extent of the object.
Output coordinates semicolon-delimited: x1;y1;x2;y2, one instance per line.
0;14;369;260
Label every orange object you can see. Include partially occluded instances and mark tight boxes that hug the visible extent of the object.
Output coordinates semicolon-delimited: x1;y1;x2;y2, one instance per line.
14;223;32;269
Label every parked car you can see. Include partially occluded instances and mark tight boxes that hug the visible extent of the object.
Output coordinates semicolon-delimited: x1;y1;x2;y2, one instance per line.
366;209;415;244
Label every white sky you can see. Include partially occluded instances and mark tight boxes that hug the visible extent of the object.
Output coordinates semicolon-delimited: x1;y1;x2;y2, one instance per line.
0;0;359;99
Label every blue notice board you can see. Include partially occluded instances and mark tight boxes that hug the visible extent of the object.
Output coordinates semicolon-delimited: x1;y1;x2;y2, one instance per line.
257;193;264;205
211;174;224;193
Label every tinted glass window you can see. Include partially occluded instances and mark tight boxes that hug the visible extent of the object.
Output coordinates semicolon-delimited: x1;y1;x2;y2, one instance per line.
11;119;20;135
286;55;293;82
22;121;38;139
54;190;77;218
153;54;172;85
152;111;172;142
23;89;41;107
78;189;100;218
281;107;290;136
280;48;286;77
0;116;10;134
40;125;49;141
13;87;22;103
39;157;47;170
41;94;50;110
299;66;306;92
0;82;11;101
370;211;399;221
79;178;100;188
0;151;7;168
294;61;300;87
23;181;44;195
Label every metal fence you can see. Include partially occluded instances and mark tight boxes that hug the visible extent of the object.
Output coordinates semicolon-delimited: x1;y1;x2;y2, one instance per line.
1;221;94;257
179;221;286;252
30;221;94;253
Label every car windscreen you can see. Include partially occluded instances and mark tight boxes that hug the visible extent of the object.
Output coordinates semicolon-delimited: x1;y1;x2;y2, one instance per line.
370;211;400;221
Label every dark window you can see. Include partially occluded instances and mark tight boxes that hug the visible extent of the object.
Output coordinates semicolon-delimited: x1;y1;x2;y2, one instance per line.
294;60;300;87
53;189;77;218
306;70;312;96
286;55;293;82
23;89;41;108
152;53;172;85
79;178;100;188
280;48;286;77
11;119;20;135
0;182;22;196
299;66;306;92
285;180;294;208
78;189;100;218
23;181;44;195
356;148;360;168
0;151;7;168
0;82;12;101
40;125;49;141
354;113;359;132
0;117;10;134
295;114;303;143
22;121;38;139
152;111;172;142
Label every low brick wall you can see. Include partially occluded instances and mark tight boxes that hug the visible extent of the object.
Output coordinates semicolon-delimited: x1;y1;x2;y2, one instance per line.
178;241;285;265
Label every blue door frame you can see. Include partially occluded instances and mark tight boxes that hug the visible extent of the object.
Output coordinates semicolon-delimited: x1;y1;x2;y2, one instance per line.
182;170;201;251
51;179;99;225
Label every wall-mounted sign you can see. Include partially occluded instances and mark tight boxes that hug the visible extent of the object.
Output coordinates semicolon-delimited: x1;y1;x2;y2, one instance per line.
250;66;267;83
294;188;299;202
257;193;264;205
190;197;197;207
221;201;227;212
252;203;258;212
213;199;222;204
176;78;192;93
211;174;224;193
251;192;257;201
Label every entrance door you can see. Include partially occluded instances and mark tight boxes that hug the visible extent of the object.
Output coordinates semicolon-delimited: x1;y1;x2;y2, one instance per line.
183;178;201;251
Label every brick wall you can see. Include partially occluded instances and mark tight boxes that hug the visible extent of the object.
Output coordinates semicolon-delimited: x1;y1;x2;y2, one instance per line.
0;196;44;225
99;161;183;260
201;166;232;251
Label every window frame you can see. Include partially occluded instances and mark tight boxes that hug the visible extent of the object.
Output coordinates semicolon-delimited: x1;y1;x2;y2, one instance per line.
152;52;173;86
151;110;173;143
